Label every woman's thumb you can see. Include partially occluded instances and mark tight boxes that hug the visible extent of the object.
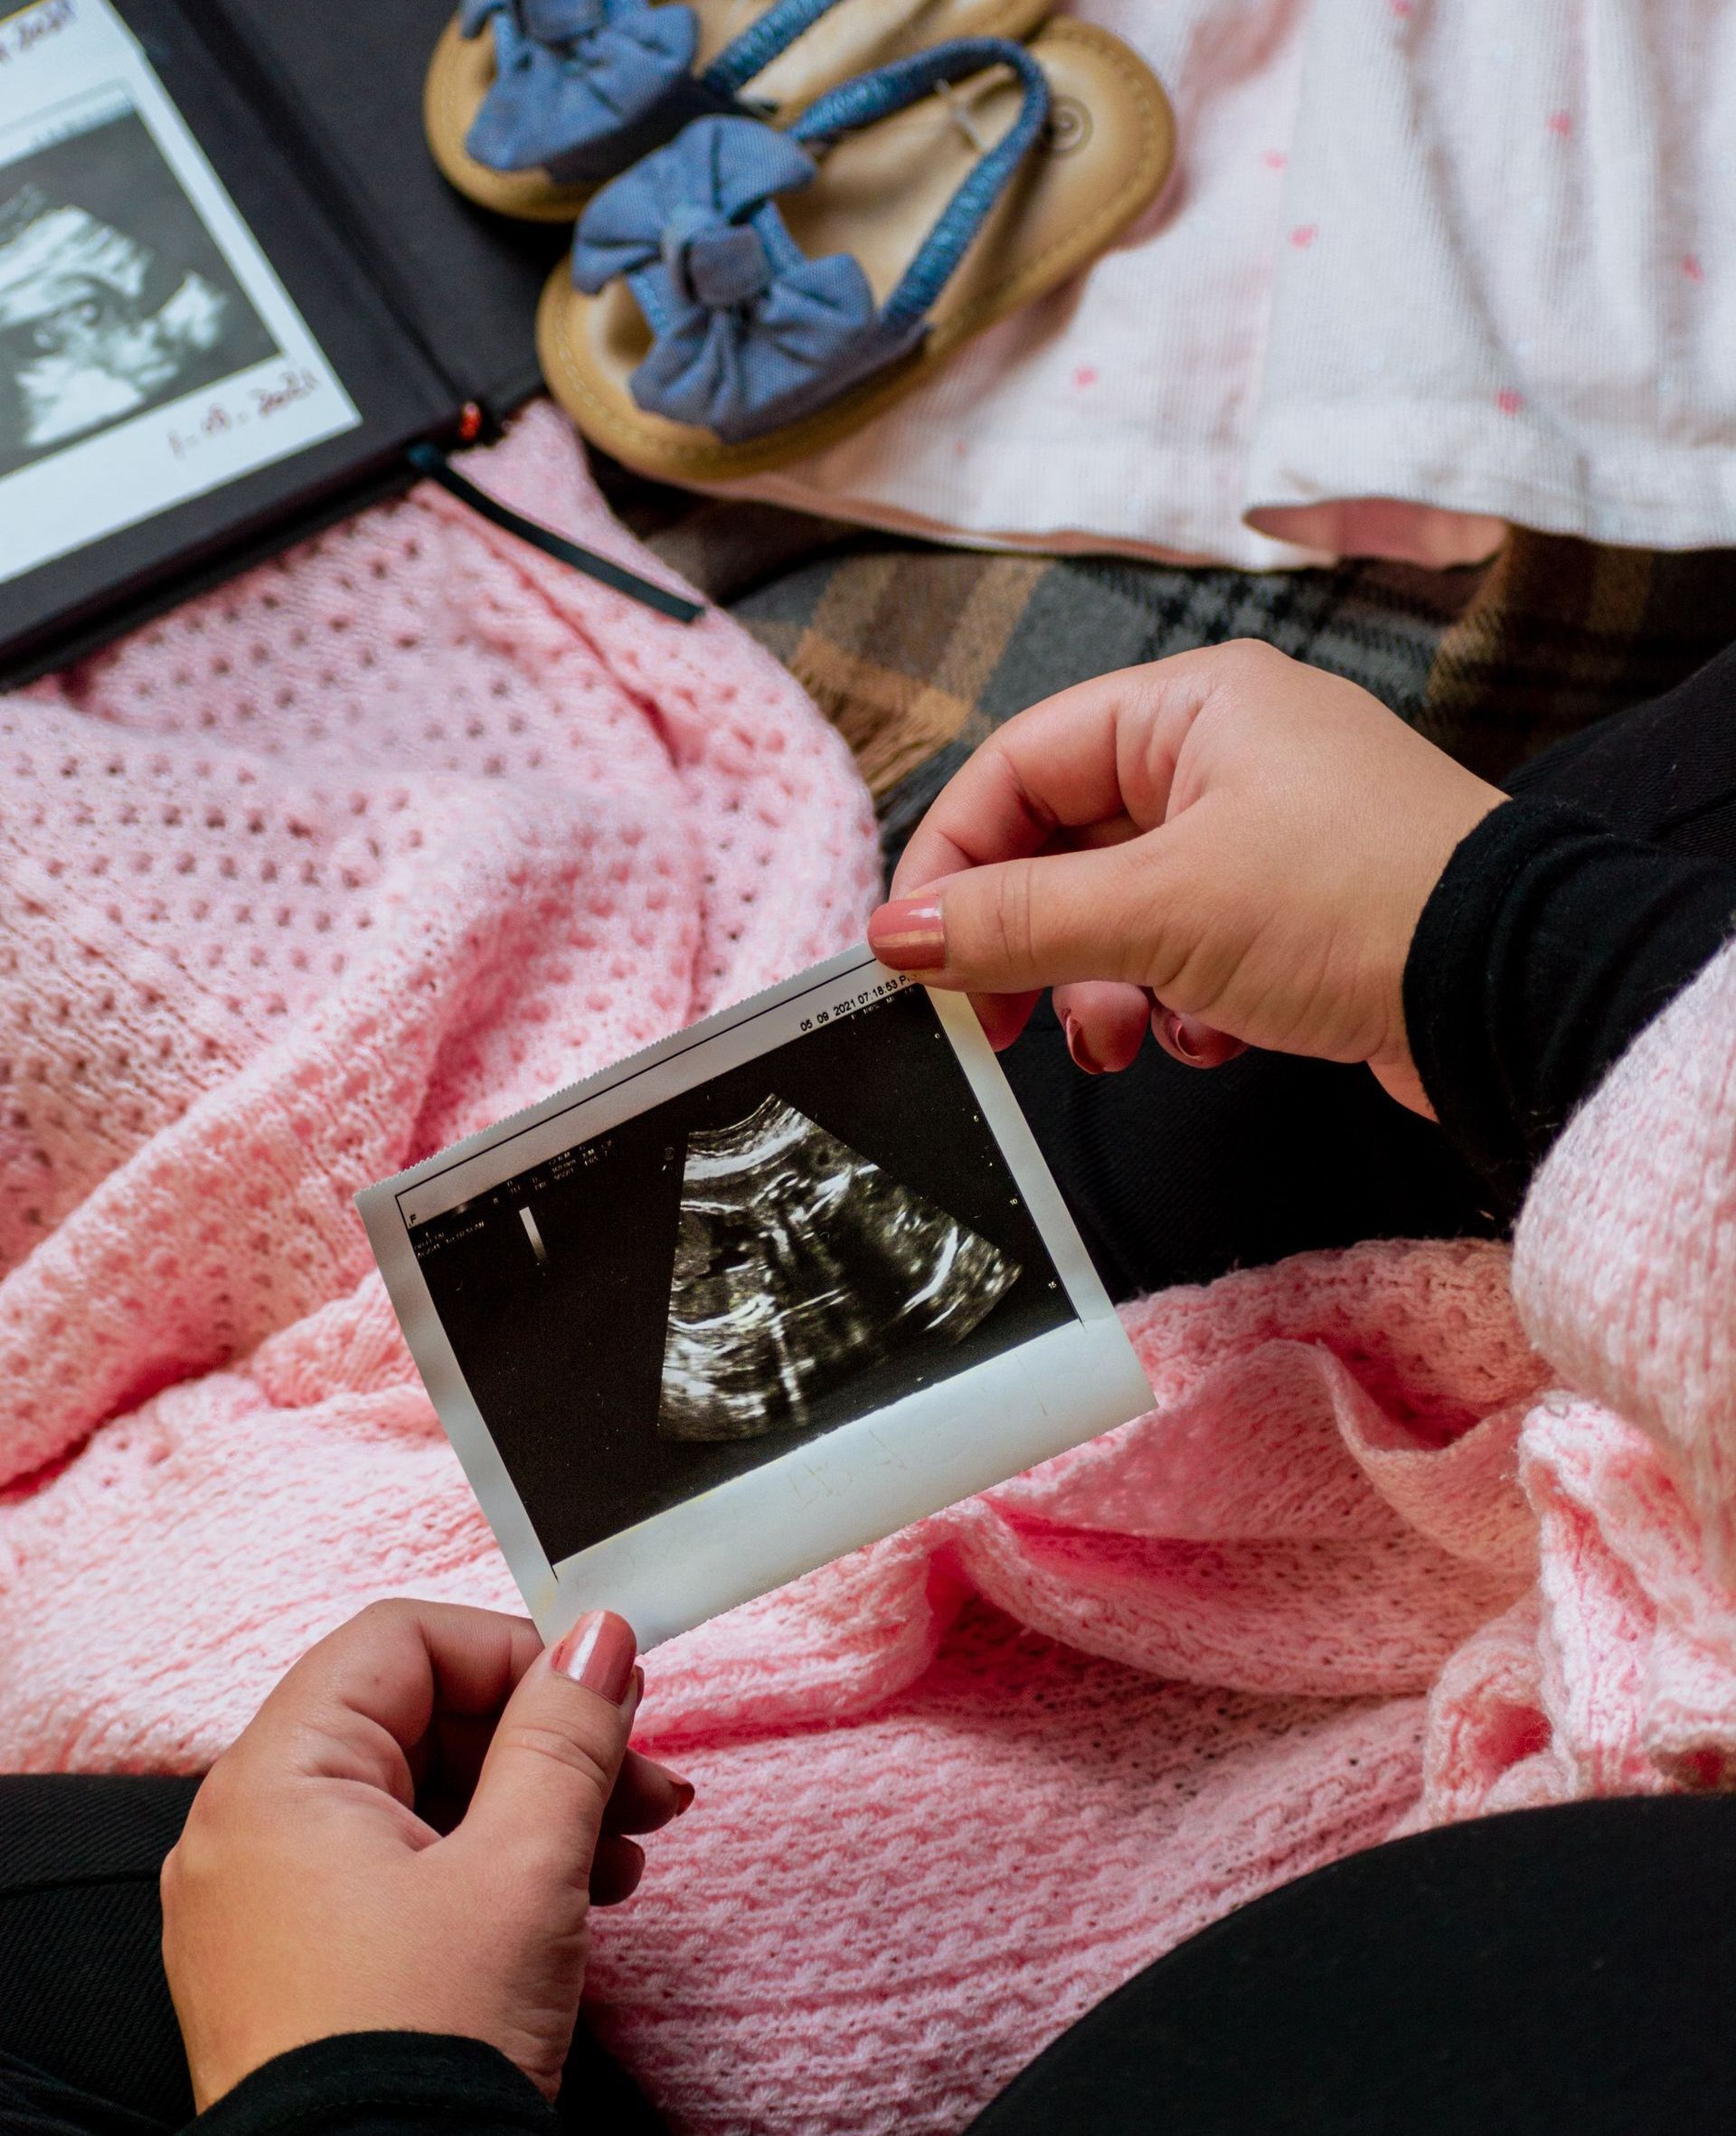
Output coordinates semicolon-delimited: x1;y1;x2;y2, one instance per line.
870;845;1155;994
463;1611;638;1869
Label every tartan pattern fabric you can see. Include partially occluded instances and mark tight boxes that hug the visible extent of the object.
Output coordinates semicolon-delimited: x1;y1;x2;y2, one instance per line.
604;465;1736;871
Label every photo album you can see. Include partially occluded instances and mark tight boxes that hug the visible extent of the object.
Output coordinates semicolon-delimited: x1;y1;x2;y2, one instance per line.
0;0;359;588
360;951;1155;1649
0;0;567;682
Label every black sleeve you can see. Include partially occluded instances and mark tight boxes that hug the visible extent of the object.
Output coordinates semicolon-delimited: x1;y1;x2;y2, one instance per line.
187;2032;558;2136
1402;796;1736;1214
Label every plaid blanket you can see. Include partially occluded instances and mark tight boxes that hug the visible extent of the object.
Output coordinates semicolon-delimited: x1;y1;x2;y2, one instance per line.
602;468;1736;874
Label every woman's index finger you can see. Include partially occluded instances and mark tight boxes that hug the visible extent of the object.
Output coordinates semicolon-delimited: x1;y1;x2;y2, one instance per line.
889;674;1137;898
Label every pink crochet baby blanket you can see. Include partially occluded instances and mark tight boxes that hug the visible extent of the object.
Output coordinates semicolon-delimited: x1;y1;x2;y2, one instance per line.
4;409;1734;2136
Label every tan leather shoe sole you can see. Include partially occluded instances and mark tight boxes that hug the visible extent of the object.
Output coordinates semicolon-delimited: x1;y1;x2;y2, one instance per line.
427;0;1052;222
535;20;1175;480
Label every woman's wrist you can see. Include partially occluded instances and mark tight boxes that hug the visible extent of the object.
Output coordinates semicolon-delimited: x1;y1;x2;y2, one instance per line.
1403;795;1736;1211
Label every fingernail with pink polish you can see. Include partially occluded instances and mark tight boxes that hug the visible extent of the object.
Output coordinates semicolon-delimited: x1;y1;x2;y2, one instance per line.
867;898;946;971
669;1775;696;1817
551;1611;637;1705
1062;1012;1101;1075
1157;1013;1249;1070
1162;1012;1205;1064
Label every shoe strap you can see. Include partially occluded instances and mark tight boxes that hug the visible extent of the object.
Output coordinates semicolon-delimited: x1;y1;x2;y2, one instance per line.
701;0;854;100
788;37;1050;329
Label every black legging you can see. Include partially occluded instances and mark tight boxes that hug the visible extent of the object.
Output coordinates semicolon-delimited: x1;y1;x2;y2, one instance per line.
3;1780;1734;2133
967;1795;1736;2135
0;1776;666;2132
6;647;1736;2131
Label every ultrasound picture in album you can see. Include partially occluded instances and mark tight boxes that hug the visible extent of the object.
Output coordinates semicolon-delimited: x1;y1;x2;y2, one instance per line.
403;984;1074;1570
0;106;277;481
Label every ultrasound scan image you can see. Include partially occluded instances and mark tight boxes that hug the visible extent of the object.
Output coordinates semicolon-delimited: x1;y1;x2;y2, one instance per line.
0;185;228;455
656;1096;1021;1442
0;112;276;479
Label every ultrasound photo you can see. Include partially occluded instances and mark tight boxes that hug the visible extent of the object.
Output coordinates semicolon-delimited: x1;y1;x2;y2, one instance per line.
401;982;1075;1567
0;107;277;478
657;1095;1021;1442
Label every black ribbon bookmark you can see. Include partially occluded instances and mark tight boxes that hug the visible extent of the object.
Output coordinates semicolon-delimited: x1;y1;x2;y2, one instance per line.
407;443;703;625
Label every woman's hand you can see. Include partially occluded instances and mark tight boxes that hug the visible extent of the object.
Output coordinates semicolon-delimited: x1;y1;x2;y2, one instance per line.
869;640;1504;1113
161;1601;691;2109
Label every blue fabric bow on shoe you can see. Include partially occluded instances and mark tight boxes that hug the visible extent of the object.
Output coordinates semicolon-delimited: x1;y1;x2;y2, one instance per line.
573;118;889;439
459;0;859;184
570;38;1051;443
461;0;701;180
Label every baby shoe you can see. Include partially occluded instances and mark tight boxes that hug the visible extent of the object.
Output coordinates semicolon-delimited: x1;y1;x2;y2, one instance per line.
426;0;1050;222
535;24;1174;477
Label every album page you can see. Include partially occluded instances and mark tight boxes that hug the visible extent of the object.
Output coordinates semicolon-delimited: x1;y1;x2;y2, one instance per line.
360;950;1155;1649
0;0;359;588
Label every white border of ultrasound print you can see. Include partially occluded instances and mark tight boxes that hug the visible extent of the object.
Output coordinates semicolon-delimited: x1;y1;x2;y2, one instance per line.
358;946;1155;1650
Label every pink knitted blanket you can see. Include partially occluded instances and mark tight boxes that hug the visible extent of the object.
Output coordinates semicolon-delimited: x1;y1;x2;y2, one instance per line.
4;412;1734;2135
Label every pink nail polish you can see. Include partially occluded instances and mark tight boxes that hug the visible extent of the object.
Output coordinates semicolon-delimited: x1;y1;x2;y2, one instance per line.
1062;1013;1102;1075
1156;1014;1248;1070
669;1776;696;1817
1163;1012;1204;1064
551;1611;637;1704
867;897;946;971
